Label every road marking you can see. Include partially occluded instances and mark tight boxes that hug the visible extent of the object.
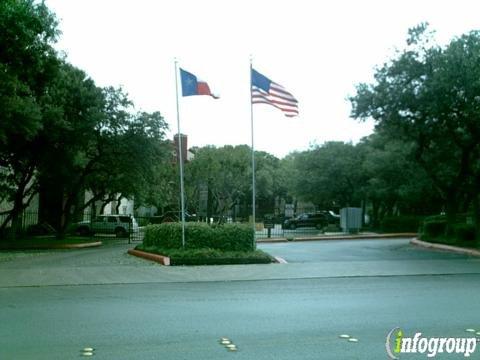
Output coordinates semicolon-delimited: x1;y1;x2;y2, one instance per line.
465;329;476;333
81;347;95;356
348;338;359;343
339;334;350;339
219;337;238;352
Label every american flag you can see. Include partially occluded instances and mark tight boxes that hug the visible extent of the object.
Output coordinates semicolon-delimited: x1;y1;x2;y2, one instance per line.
251;68;299;117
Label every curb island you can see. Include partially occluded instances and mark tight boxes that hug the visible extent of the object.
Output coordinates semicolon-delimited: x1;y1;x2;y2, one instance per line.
411;238;480;257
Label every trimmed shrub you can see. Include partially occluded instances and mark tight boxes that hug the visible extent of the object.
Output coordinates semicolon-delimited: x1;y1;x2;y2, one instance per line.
452;223;476;243
135;245;274;265
380;215;423;233
167;249;273;265
184;222;216;249
143;222;254;251
143;222;183;248
210;223;254;251
421;220;447;240
419;213;479;247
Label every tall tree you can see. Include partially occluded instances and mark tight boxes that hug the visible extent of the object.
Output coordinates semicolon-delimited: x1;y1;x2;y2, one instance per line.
0;0;59;237
39;79;169;236
293;142;366;209
351;24;480;232
359;133;441;226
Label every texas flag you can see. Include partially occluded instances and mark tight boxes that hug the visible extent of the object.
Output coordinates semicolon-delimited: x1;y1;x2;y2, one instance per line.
180;68;219;99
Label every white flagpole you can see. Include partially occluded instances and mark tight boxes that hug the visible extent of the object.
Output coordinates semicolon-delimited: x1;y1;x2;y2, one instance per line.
250;57;256;248
174;59;186;248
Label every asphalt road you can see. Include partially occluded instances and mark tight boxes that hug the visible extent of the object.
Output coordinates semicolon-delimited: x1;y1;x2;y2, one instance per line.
1;239;479;359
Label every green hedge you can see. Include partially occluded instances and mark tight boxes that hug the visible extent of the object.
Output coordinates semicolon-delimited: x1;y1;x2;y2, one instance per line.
136;246;274;265
380;215;423;233
452;223;476;242
420;215;477;246
421;220;447;240
143;222;254;251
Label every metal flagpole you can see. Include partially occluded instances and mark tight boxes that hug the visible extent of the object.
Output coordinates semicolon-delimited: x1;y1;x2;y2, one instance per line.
174;58;186;248
249;57;256;248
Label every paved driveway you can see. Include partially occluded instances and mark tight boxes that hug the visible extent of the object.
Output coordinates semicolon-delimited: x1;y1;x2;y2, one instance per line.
258;238;473;263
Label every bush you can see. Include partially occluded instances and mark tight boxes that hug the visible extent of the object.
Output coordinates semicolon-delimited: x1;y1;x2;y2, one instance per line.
168;249;273;265
143;222;254;251
380;215;423;233
136;218;151;227
421;220;447;240
135;245;274;265
452;223;476;243
418;213;479;247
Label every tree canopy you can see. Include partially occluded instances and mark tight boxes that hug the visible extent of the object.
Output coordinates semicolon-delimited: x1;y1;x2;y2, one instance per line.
350;24;480;228
0;0;171;238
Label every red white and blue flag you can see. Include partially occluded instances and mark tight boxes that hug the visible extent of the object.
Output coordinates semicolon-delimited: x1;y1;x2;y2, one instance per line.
180;68;219;99
251;68;298;117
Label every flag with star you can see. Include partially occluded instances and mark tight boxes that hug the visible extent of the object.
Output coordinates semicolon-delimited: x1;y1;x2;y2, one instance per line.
180;68;219;99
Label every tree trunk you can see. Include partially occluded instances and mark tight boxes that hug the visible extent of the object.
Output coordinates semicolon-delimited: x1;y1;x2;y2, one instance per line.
473;192;480;242
444;191;459;236
371;199;379;229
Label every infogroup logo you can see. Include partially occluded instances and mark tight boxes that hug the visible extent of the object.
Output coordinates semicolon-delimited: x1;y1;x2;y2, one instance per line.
385;327;478;359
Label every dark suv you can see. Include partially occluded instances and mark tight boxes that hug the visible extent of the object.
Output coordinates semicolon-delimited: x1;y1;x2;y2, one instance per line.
283;211;338;230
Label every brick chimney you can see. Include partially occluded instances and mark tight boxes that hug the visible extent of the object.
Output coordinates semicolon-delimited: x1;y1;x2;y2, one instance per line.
173;133;188;163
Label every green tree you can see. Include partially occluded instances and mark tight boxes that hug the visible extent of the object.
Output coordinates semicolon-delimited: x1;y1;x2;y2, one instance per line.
293;142;366;209
185;145;250;221
351;24;480;233
0;0;59;237
39;77;170;236
359;133;441;227
184;145;285;221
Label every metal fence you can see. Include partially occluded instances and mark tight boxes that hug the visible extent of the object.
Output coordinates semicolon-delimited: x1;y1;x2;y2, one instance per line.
0;211;143;244
133;215;342;242
0;210;343;243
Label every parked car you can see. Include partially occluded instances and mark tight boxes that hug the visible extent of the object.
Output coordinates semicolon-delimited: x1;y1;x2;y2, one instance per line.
283;213;327;230
283;211;338;230
325;210;340;224
74;215;139;237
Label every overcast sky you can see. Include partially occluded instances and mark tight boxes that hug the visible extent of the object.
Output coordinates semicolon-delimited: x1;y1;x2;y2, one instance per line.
45;0;480;158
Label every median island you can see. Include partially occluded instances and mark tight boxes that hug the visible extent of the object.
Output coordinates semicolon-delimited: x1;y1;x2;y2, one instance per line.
131;222;275;266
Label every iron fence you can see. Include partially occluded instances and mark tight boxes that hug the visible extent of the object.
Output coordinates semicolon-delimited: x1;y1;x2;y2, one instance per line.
0;210;343;243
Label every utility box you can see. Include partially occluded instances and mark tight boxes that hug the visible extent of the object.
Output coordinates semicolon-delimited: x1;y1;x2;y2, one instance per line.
340;207;362;233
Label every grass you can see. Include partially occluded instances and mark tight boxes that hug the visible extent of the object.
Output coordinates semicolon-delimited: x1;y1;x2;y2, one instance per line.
0;236;101;250
135;244;275;265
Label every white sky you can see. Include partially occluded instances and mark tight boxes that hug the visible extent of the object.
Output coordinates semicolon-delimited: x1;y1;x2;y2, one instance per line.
45;0;480;158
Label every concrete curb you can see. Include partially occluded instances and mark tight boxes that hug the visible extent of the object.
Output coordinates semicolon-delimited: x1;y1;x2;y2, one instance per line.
257;233;418;243
0;241;102;250
53;241;102;249
128;249;170;265
411;238;480;257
